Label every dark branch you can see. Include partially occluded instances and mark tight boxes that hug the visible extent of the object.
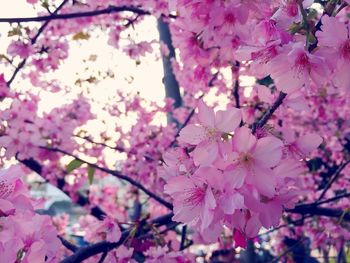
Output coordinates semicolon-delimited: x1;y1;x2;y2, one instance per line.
42;146;173;210
286;206;350;221
316;160;350;202
58;235;78;252
179;225;187;251
315;192;350;206
97;251;108;263
0;6;150;23
252;92;287;133
232;62;240;108
18;157;107;220
60;213;174;263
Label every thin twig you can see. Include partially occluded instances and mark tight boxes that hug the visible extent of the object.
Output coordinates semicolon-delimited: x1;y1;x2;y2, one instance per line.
41;146;173;210
317;160;350;202
58;235;78;252
252;92;287;133
269;238;305;263
97;251;108;263
0;5;150;23
74;134;125;151
60;213;174;263
286;206;350;221
179;225;187;251
18;157;107;220
315;192;350;206
232;62;240;108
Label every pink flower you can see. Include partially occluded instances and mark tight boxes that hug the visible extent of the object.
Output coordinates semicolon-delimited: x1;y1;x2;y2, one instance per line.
160;148;195;180
85;216;121;243
178;99;241;165
256;85;309;111
230;127;283;197
281;129;323;158
316;16;350;93
164;167;219;231
7;40;34;59
268;43;329;93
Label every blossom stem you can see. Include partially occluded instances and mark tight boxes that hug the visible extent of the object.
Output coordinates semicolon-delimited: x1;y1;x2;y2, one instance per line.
252;92;287;133
60;213;174;263
316;160;350;202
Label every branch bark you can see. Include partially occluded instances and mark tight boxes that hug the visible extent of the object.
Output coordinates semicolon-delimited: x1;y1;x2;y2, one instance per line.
0;6;149;23
18;157;107;220
60;213;174;263
286;206;350;221
157;16;182;126
252;92;287;133
42;146;173;210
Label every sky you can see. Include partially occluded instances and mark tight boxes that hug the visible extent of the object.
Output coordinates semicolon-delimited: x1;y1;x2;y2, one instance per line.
0;0;166;107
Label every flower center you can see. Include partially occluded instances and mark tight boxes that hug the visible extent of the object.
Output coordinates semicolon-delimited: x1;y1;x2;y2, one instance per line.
224;12;236;25
184;186;206;206
239;153;252;167
340;39;350;60
294;52;310;77
205;127;218;141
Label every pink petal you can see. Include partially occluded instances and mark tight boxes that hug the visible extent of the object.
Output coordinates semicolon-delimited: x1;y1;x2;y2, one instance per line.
164;176;193;196
245;214;262;238
252;166;276;198
223;167;247;189
232;126;256;153
193;141;219;166
173;204;199;224
221;192;244;214
197;99;215;127
200;188;216;230
259;202;282;228
253;136;283;168
257;85;274;103
316;16;348;47
295;133;322;156
178;124;206;145
197;166;222;190
233;229;247;248
215;107;241;133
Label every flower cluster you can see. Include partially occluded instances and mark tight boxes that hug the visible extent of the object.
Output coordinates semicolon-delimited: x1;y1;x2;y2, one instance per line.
163;100;322;246
0;166;60;262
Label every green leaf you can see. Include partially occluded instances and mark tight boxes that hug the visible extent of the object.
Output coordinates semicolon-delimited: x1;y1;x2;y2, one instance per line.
66;159;83;173
87;166;95;185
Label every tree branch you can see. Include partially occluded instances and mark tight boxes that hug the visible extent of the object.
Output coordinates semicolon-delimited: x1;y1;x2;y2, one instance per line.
317;160;350;202
179;225;187;251
286;206;350;221
60;213;174;263
18;157;107;220
252;92;287;133
42;146;173;210
0;5;150;23
232;62;240;108
58;235;78;253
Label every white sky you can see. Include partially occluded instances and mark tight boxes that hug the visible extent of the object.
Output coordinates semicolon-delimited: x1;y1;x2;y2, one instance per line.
0;0;166;107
